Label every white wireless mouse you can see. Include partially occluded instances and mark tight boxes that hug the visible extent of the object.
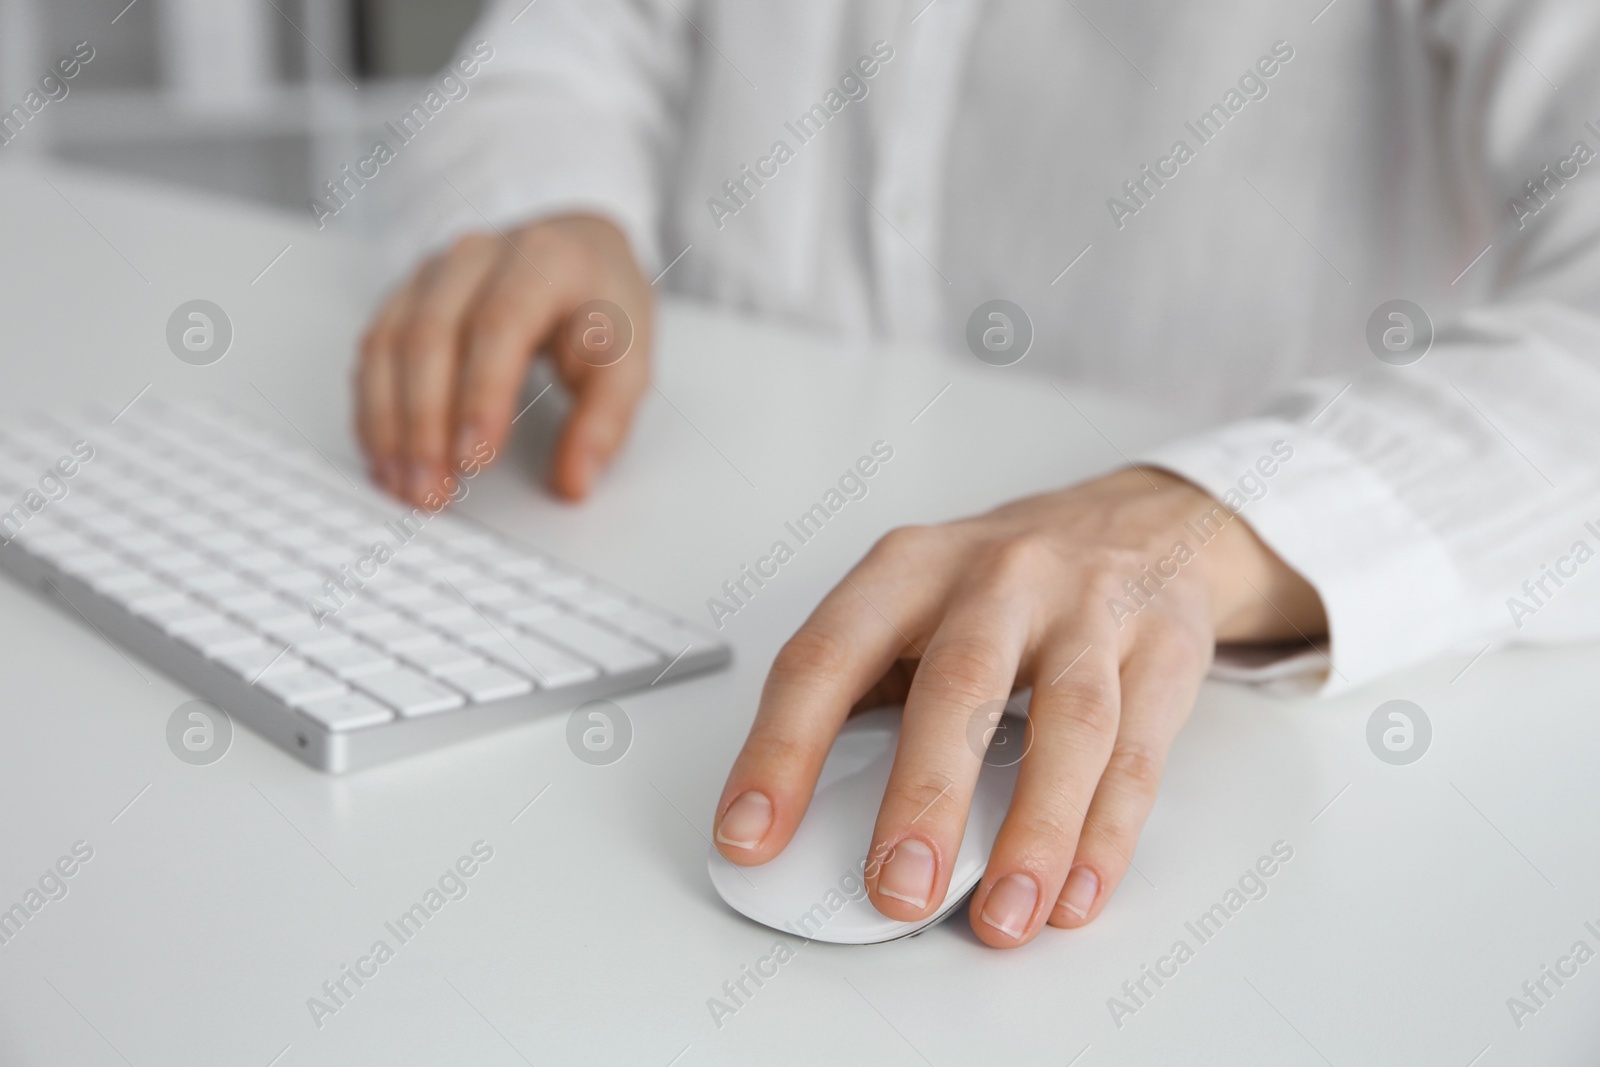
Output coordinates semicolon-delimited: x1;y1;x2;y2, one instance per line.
707;701;1023;944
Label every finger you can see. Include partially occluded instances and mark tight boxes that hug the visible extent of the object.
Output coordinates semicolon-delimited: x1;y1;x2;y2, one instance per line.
549;354;648;500
714;528;953;866
355;280;416;495
864;573;1033;922
454;255;564;476
394;234;500;506
966;632;1119;947
1048;624;1208;929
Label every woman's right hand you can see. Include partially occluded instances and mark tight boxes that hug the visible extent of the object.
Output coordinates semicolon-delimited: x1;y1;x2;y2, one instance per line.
355;213;652;505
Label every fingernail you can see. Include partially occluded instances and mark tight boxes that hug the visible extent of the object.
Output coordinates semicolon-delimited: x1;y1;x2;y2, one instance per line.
715;791;772;849
877;837;936;909
980;873;1039;940
1061;866;1099;920
454;425;480;467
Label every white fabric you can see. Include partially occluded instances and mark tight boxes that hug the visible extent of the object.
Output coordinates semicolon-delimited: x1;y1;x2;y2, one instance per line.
385;0;1600;694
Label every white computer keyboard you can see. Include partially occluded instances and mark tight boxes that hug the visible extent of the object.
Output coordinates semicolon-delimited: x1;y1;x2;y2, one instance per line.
0;398;729;771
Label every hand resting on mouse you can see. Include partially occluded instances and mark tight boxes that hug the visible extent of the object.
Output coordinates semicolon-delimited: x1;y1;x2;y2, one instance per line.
711;466;1325;948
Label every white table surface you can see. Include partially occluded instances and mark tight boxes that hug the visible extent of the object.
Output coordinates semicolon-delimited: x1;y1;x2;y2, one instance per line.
2;165;1598;1066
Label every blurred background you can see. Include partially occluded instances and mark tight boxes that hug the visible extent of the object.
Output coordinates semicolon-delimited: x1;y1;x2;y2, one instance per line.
0;0;485;225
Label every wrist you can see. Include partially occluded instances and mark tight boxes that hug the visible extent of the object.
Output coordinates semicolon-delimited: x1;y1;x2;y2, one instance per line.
1133;467;1327;643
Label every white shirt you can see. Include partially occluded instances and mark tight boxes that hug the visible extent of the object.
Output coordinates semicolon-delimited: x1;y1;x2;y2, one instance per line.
387;0;1600;694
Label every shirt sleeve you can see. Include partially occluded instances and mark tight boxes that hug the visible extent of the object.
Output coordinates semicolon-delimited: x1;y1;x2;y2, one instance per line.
384;0;694;277
1137;0;1600;696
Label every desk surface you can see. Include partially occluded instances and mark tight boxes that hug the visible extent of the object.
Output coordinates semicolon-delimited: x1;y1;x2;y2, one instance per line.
2;166;1598;1066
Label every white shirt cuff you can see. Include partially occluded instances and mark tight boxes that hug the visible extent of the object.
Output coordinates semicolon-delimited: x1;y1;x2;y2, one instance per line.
1136;417;1475;696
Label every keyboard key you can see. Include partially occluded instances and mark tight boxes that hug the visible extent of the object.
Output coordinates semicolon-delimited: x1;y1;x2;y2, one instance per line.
203;530;257;555
258;614;328;645
368;620;440;651
148;549;212;576
125;495;186;519
235;548;294;575
416;603;478;627
335;596;396;621
216;591;296;624
521;612;659;674
398;639;485;677
340;609;408;634
88;568;162;600
439;532;498;555
563;588;635;616
610;608;706;657
257;665;348;708
163;609;232;636
178;569;252;598
299;543;359;568
128;592;209;629
179;621;262;656
206;491;255;514
267;525;325;550
393;543;445;566
354;666;464;717
213;641;294;680
465;628;598;688
394;591;464;619
263;568;327;599
75;513;141;539
52;550;129;577
28;532;94;560
447;665;533;702
298;692;394;732
481;550;552;578
427;562;487;585
319;506;370;530
235;507;290;532
373;582;446;608
162;513;224;538
456;580;519;606
531;574;592;599
498;596;560;626
439;611;499;643
291;629;362;655
303;640;396;679
118;530;177;556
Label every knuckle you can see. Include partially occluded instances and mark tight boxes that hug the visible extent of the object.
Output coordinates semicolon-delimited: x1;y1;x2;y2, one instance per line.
739;728;808;773
1048;680;1119;742
521;225;584;269
405;399;447;431
1103;741;1167;797
985;534;1059;588
446;231;492;263
399;381;447;427
1149;621;1213;670
400;316;452;364
358;325;389;366
1083;809;1142;857
923;640;1004;699
883;774;957;824
1085;564;1136;603
469;296;523;342
870;524;934;561
1010;804;1081;852
769;626;854;683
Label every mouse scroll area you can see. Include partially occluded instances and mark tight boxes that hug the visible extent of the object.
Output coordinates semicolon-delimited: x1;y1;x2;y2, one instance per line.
707;701;1024;945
